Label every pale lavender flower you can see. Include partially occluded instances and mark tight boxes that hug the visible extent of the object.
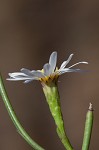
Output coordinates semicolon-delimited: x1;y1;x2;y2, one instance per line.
7;51;88;84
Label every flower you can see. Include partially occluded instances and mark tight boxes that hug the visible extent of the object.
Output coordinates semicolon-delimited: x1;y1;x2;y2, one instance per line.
7;51;88;84
6;52;88;149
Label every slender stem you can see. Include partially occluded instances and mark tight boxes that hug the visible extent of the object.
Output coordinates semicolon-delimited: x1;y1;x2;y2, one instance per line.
43;83;73;150
0;74;45;150
82;103;94;150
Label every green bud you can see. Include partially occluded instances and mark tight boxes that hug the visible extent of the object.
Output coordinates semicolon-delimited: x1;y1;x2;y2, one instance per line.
82;103;94;150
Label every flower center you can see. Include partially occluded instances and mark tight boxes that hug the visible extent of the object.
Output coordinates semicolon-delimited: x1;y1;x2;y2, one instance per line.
40;74;59;86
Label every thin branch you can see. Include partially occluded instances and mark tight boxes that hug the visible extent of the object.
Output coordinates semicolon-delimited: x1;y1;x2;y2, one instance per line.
0;74;45;150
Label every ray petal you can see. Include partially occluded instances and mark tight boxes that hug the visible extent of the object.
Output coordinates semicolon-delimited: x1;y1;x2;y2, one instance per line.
8;72;27;78
24;78;38;83
49;51;57;73
59;68;81;75
68;61;88;69
60;54;74;69
43;63;51;76
31;71;45;78
21;68;35;76
7;78;30;81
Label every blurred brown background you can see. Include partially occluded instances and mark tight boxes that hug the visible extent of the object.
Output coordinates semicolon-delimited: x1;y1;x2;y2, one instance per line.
0;0;99;150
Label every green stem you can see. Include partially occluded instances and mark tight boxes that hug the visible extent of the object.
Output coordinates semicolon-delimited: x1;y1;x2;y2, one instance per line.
0;75;45;150
43;83;73;150
82;103;94;150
